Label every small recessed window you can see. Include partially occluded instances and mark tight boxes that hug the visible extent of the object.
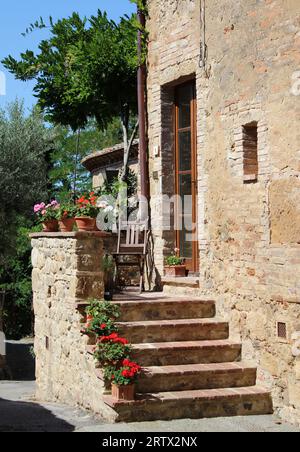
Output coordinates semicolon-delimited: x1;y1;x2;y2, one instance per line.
243;122;258;183
277;322;287;340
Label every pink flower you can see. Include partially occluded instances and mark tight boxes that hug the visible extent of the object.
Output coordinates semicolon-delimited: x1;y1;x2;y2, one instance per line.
51;200;60;209
34;203;46;213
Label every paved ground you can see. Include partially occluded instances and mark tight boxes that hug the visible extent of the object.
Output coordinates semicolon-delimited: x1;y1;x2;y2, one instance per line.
1;338;299;432
0;380;300;432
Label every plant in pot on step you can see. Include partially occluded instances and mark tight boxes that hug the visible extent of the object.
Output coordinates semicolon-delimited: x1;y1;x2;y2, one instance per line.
165;250;187;277
56;202;76;232
34;200;60;232
105;359;141;402
94;333;132;367
75;192;99;231
81;299;121;340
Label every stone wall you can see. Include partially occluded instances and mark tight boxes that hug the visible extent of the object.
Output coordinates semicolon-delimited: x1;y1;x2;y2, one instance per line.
146;0;300;424
92;162;140;190
30;232;116;421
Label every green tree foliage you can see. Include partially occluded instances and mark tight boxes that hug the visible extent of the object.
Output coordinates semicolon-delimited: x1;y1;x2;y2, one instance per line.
0;100;54;264
0;220;41;339
0;101;55;338
0;7;145;338
130;0;148;15
50;118;124;199
2;11;139;178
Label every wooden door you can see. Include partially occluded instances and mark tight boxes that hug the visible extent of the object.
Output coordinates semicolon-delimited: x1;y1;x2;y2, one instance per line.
174;82;198;273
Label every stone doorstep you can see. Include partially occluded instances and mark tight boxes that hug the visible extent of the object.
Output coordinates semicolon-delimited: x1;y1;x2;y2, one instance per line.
118;318;229;343
161;276;199;288
102;387;273;422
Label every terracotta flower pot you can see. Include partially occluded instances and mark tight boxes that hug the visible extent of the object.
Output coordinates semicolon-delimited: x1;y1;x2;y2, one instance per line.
111;383;135;401
42;220;59;232
75;217;96;232
164;265;187;278
58;218;75;232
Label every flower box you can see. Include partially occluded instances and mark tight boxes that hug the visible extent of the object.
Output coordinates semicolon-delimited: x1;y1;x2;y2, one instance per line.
164;265;187;278
111;383;135;401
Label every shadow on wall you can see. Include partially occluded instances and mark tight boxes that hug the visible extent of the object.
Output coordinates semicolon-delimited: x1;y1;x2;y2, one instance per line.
0;398;74;432
6;341;35;381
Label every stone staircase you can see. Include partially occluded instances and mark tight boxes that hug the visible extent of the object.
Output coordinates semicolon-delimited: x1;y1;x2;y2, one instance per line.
95;294;273;422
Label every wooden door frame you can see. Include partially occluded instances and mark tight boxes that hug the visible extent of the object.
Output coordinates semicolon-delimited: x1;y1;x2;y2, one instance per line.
174;81;199;273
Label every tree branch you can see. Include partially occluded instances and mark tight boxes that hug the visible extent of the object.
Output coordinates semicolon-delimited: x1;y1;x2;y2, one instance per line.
120;119;139;181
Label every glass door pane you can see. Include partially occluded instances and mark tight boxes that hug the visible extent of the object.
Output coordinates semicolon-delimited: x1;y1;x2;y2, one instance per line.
178;84;192;129
178;131;192;171
175;82;198;272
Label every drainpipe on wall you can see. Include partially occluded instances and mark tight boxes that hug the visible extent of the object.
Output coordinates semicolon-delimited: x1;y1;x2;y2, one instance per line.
137;5;150;205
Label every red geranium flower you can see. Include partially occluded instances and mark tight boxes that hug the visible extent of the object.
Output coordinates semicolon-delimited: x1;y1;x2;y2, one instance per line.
123;359;131;367
121;370;131;378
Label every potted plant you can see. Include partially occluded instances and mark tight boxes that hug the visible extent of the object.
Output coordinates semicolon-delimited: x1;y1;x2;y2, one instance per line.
75;192;99;231
165;253;187;277
34;201;60;232
94;333;132;367
82;298;142;402
105;359;141;401
81;300;120;338
56;202;76;232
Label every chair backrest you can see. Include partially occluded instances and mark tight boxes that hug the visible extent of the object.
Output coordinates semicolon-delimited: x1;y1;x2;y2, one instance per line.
117;220;148;255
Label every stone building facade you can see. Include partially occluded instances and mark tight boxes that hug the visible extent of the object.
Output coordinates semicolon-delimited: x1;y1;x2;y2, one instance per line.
82;140;139;189
146;0;300;423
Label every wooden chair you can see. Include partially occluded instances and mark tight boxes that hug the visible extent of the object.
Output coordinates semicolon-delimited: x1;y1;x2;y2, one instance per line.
113;220;148;294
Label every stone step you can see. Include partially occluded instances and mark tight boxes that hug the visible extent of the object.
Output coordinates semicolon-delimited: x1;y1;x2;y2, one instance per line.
116;298;216;322
118;318;229;344
162;277;201;297
132;340;242;366
103;386;273;423
137;362;257;393
162;277;199;288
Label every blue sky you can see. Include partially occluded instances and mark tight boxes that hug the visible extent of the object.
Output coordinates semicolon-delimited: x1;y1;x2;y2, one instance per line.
0;0;135;113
